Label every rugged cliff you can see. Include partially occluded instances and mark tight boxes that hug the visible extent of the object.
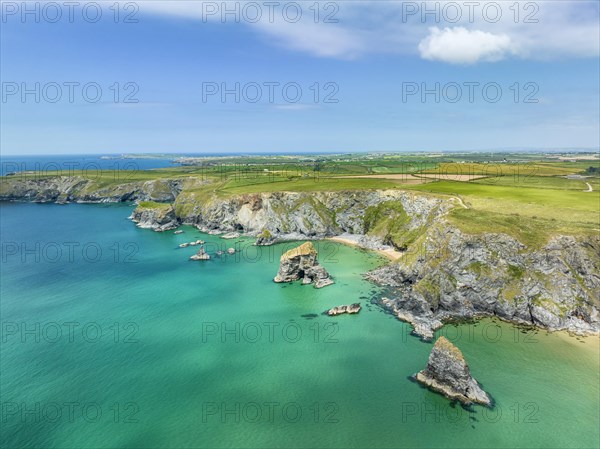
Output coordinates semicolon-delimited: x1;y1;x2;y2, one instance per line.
0;176;186;203
2;176;598;337
367;228;600;339
130;202;178;231
173;190;446;246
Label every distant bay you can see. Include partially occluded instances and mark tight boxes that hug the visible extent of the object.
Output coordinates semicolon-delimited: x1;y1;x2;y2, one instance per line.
0;154;178;176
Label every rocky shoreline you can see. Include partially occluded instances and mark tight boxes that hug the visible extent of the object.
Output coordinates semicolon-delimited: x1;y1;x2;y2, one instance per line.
366;229;600;340
2;177;598;338
129;203;179;232
0;176;188;204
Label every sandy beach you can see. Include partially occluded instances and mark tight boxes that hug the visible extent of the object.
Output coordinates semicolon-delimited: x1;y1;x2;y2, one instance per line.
327;235;403;261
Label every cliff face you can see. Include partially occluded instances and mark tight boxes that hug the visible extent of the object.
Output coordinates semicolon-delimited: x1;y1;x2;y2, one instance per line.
174;190;446;245
1;177;445;245
368;228;600;339
0;176;185;203
130;203;178;231
109;187;600;336
1;178;444;243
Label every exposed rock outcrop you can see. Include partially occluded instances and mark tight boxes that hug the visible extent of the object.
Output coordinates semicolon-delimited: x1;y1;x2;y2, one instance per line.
2;177;445;246
256;229;277;246
130;203;178;232
327;303;361;316
190;248;210;261
368;229;600;339
174;190;445;244
415;336;491;406
0;176;187;203
274;242;334;288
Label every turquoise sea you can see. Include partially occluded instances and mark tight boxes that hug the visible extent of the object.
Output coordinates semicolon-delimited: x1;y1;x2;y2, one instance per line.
1;203;598;448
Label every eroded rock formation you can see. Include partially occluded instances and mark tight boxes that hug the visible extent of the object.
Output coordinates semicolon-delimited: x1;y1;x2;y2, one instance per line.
274;242;333;288
415;336;491;406
368;229;600;339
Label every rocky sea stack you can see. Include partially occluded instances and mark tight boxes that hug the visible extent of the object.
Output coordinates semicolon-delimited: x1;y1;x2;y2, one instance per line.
190;247;210;261
415;336;491;407
274;242;334;288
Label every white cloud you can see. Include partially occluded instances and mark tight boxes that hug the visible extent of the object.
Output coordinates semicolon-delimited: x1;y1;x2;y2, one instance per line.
253;21;364;59
139;1;599;64
140;1;364;59
418;27;516;64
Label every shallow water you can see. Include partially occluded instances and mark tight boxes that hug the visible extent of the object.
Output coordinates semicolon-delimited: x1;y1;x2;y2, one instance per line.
1;203;598;448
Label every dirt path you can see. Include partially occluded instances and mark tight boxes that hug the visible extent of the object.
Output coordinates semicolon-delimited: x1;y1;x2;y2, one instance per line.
335;174;427;184
337;173;486;183
452;197;469;209
584;182;593;192
415;173;487;181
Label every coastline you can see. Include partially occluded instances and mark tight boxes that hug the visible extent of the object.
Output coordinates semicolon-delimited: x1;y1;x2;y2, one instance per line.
326;235;403;261
3;201;599;449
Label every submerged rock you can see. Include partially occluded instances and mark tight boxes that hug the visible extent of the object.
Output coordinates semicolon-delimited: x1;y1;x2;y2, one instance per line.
414;336;491;406
327;303;361;316
274;242;334;289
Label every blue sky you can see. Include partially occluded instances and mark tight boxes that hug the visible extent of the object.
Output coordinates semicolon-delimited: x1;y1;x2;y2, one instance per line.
1;1;599;155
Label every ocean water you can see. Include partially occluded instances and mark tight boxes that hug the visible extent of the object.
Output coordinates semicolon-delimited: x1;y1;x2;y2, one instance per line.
0;155;180;176
0;203;598;449
0;152;340;176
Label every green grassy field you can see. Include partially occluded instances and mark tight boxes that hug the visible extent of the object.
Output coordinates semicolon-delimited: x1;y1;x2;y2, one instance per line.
420;161;598;177
474;175;600;190
218;176;407;194
209;156;599;245
403;178;599;245
137;201;173;210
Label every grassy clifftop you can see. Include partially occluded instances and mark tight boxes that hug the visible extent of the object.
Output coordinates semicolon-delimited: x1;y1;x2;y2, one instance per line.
2;157;598;248
137;201;173;210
